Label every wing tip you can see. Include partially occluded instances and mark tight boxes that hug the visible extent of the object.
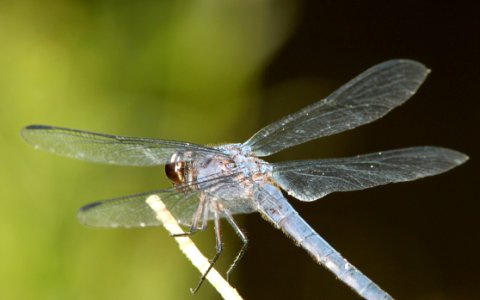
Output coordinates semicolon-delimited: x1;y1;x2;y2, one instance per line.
21;124;54;144
419;146;469;171
23;124;52;130
381;58;430;80
385;58;427;69
443;148;469;166
78;201;103;212
21;124;51;134
77;201;104;226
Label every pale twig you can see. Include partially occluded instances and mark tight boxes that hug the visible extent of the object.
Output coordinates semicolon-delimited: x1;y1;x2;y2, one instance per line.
146;195;243;300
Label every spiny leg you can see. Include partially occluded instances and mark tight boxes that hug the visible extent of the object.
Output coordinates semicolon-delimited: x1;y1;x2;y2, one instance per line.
171;195;206;237
223;209;248;282
190;209;223;294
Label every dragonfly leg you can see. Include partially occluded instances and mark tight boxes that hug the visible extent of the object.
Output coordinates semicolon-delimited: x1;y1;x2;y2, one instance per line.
171;195;207;237
223;210;248;282
190;209;223;294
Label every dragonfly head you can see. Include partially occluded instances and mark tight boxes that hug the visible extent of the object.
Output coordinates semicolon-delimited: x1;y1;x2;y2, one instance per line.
165;152;189;185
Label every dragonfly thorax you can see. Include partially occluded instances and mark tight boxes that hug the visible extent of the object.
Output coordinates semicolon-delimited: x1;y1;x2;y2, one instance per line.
217;144;272;182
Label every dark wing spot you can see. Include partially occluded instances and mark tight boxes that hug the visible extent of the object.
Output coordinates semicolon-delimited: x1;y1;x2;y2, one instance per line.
79;201;103;212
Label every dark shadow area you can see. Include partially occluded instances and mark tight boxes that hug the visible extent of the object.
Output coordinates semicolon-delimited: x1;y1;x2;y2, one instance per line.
241;1;479;299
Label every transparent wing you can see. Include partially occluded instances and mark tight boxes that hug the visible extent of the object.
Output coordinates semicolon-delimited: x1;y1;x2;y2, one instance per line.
271;147;468;201
21;125;225;166
77;189;195;228
244;59;430;156
77;172;257;228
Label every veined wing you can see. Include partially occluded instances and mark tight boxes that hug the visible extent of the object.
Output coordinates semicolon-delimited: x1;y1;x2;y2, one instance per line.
77;172;256;228
77;189;193;228
271;147;468;201
21;125;225;166
244;59;429;156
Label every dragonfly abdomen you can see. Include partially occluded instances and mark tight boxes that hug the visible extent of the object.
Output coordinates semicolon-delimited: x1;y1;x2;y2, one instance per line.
283;211;393;300
255;185;394;300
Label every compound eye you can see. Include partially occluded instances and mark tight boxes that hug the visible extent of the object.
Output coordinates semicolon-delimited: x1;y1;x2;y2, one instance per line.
165;162;182;184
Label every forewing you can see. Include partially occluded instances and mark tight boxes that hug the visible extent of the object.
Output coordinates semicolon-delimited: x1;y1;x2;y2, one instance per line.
244;60;429;156
271;147;468;201
21;125;224;166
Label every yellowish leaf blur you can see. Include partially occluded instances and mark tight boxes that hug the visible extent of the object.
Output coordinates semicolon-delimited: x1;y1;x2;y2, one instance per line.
0;1;297;299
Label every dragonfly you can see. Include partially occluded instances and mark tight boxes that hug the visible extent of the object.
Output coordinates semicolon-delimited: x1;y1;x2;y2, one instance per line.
21;59;468;300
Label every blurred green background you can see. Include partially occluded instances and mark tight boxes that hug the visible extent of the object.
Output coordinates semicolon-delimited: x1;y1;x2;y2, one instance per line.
1;1;478;300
